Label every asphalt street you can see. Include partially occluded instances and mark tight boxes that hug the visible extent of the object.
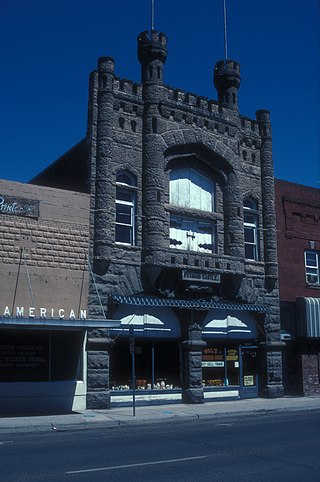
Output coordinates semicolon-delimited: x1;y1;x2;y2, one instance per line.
1;410;320;481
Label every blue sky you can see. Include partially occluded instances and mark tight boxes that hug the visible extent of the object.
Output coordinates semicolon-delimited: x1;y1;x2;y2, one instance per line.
1;0;319;188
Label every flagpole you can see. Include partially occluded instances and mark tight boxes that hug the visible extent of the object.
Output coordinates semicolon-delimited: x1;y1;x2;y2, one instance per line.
151;0;155;32
223;0;228;64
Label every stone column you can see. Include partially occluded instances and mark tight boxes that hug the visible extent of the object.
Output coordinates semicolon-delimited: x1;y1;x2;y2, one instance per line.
259;312;284;398
86;333;113;409
181;322;206;404
224;172;244;258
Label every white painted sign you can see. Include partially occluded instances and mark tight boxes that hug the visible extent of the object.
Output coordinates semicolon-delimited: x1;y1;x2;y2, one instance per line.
1;306;87;320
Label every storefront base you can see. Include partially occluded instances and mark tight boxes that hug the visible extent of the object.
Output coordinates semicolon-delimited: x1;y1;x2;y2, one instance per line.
110;387;241;407
0;381;86;416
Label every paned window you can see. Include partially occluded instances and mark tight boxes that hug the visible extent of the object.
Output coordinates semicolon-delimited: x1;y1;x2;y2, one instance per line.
169;168;216;253
115;171;136;245
305;250;320;285
244;197;259;261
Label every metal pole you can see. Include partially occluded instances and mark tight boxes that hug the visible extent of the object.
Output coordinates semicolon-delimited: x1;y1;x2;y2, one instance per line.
130;326;136;416
223;0;228;64
151;0;155;31
151;342;155;389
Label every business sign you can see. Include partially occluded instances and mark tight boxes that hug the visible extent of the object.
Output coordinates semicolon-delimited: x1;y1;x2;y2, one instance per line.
182;270;221;283
0;194;39;219
202;361;225;368
1;306;87;320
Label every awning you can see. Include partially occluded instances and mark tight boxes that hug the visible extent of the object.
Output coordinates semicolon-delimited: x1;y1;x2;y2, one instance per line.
111;304;181;339
0;317;121;330
202;309;258;340
297;297;320;338
112;295;269;313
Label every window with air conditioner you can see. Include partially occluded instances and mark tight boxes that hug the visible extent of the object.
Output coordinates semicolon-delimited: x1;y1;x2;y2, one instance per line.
169;168;216;253
305;250;320;285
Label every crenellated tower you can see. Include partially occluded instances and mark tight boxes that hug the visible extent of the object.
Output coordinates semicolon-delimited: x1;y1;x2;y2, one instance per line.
137;30;167;83
214;59;241;112
138;31;168;272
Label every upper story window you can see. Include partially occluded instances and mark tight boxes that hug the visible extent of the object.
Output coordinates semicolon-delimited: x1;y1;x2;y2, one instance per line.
115;170;137;245
305;250;320;285
244;197;259;261
169;168;216;253
169;168;215;212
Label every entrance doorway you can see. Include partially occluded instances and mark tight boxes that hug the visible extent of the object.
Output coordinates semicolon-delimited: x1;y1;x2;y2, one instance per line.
240;347;258;398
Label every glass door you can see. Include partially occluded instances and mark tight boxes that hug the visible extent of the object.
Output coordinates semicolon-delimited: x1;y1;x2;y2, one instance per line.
240;347;258;398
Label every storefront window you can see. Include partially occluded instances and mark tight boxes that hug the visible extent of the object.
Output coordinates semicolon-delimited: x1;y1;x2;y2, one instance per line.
110;339;181;390
0;331;84;383
202;345;240;387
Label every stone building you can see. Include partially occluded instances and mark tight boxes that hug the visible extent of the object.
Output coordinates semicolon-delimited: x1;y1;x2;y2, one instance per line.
2;29;285;412
275;179;320;396
83;30;284;408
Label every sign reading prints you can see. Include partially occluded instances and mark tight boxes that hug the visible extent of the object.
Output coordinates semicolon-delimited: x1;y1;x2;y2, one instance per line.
0;194;39;219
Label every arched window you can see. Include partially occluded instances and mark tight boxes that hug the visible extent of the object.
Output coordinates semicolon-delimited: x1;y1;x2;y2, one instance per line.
243;197;259;260
115;170;137;245
169;168;214;211
169;168;216;254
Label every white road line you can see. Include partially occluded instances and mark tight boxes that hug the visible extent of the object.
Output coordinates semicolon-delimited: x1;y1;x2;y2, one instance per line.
66;455;208;474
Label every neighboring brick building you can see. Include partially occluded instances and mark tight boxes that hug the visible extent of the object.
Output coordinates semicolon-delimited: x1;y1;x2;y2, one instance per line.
1;29;286;413
275;179;320;396
0;180;92;414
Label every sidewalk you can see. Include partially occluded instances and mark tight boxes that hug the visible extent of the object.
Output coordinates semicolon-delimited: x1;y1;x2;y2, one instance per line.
0;396;319;434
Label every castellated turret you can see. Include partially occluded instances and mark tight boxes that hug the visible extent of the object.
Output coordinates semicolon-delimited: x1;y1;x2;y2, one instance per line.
214;59;241;111
137;30;167;83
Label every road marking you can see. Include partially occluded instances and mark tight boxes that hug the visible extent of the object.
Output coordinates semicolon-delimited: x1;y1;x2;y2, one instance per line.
0;441;13;445
66;455;208;474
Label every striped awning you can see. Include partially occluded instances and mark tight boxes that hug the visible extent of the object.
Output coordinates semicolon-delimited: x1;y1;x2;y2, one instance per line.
112;295;269;313
297;297;320;338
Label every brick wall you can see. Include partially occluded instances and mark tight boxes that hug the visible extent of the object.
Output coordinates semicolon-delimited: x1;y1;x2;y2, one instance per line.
302;353;320;396
0;180;90;314
275;179;320;302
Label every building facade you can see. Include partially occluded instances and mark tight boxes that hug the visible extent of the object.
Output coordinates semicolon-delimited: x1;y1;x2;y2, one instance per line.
86;30;283;408
275;179;320;396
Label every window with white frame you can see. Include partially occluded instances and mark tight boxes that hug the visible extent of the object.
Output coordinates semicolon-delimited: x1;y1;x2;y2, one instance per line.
243;197;259;261
115;170;136;245
305;250;320;285
169;168;216;253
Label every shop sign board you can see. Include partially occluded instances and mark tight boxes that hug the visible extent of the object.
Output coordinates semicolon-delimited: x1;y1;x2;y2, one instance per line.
182;270;221;283
202;361;225;367
1;305;87;320
244;375;255;386
0;194;39;219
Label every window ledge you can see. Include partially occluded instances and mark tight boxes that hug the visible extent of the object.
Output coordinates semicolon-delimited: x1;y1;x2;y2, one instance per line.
306;284;320;290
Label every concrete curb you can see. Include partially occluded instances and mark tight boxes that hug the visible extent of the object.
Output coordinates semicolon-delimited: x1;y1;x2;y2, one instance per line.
1;400;319;434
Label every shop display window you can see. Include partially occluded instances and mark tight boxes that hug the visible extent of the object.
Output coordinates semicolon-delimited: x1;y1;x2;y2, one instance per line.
110;339;181;390
0;331;84;383
202;345;240;387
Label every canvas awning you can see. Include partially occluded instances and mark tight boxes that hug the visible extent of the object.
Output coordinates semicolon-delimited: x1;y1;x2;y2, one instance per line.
297;297;320;338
